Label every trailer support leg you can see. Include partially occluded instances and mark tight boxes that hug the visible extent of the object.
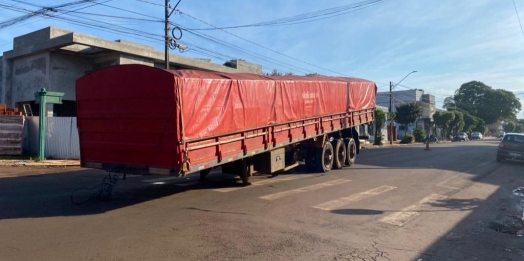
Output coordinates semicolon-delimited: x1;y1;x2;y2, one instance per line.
199;168;212;181
240;159;251;186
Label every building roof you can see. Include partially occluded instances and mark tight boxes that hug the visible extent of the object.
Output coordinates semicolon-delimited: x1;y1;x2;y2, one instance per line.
2;27;262;74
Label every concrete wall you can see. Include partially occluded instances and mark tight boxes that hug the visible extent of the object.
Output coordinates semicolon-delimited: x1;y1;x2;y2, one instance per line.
0;56;3;101
1;57;13;105
11;53;49;107
13;27;71;49
119;54;154;66
49;52;93;101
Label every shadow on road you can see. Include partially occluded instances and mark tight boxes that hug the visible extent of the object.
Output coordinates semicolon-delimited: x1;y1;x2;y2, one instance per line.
0;165;311;220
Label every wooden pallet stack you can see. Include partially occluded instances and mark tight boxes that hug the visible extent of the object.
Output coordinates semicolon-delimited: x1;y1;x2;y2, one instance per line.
0;104;24;155
0;104;23;116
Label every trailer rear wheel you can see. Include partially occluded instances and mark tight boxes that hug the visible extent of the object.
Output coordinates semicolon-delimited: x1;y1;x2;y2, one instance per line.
315;141;334;172
332;138;346;169
345;138;357;166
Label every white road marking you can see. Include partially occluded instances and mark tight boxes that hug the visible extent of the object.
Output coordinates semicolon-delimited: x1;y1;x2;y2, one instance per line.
313;185;397;211
259;179;351;200
380;193;448;227
213;175;312;193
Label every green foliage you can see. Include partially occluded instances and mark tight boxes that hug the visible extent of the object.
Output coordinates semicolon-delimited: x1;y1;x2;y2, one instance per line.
400;134;415;144
473;118;487;134
433;111;455;136
388;112;396;121
395;103;422;135
443;97;456;110
412;128;427;142
463;112;479;133
374;109;387;145
452;81;522;124
449;111;464;134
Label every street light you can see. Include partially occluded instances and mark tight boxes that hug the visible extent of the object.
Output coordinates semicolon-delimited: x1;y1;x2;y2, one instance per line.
389;70;417;144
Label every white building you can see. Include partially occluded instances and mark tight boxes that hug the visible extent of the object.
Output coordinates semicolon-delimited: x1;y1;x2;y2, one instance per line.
376;89;436;138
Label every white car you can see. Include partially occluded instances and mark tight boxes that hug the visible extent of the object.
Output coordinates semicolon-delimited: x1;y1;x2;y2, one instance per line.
471;132;483;140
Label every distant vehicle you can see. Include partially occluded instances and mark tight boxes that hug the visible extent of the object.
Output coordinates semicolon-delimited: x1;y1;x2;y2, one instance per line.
499;131;506;138
471;132;483;140
497;133;524;162
455;132;469;141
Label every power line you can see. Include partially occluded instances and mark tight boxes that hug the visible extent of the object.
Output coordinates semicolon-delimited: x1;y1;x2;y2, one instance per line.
512;0;524;38
185;0;388;30
134;0;166;7
83;2;316;74
1;0;105;29
179;11;350;76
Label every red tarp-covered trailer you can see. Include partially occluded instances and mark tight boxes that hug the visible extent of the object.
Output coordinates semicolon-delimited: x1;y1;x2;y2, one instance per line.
76;64;376;175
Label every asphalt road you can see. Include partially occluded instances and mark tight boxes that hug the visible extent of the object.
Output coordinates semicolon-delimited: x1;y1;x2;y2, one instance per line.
1;139;523;261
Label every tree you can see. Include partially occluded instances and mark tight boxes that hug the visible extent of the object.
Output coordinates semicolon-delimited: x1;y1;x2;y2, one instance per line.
433;111;455;139
265;69;294;76
449;111;465;135
395;103;422;136
462;112;479;133
374;109;386;145
473;118;487;134
305;73;320;76
453;81;522;124
442;97;456;110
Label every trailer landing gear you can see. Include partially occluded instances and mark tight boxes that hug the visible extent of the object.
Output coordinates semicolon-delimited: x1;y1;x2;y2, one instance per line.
199;168;212;181
240;159;251;186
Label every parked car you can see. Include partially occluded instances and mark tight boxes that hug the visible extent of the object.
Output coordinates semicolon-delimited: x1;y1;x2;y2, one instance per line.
471;132;483;140
455;132;469;141
497;133;524;162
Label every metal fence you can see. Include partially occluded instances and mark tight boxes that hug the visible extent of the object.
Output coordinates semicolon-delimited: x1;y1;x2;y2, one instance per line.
24;117;80;159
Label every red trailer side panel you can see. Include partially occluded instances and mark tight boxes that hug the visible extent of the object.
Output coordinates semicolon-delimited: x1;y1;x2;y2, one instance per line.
171;70;376;139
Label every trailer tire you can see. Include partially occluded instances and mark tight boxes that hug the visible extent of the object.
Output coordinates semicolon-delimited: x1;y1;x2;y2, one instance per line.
315;141;334;173
332;138;346;169
345;138;357;166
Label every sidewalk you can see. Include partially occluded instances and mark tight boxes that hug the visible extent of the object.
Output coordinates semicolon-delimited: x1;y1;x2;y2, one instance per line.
0;159;80;167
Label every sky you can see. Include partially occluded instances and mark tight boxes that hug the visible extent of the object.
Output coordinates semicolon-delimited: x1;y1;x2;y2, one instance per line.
1;0;524;117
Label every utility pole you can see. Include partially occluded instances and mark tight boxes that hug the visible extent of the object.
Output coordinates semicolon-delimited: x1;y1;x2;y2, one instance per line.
389;81;393;145
389;71;417;145
165;0;170;69
165;0;182;69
